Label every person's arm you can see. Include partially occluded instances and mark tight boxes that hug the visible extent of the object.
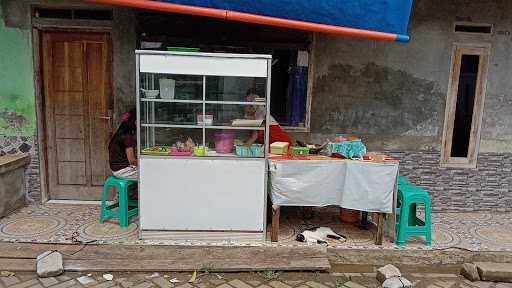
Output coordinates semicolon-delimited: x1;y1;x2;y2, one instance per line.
126;147;137;166
245;131;258;146
124;134;138;166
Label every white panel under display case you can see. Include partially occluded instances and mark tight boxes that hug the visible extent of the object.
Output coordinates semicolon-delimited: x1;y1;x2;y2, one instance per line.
139;157;265;232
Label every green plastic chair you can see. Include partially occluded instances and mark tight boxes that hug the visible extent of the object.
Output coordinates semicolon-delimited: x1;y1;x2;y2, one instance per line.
100;176;139;227
396;184;432;246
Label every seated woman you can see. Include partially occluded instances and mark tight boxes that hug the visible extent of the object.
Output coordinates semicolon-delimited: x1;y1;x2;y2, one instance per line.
108;108;137;180
244;90;293;147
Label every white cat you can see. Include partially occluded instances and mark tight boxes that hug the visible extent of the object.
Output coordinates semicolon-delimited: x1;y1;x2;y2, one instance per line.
296;227;346;244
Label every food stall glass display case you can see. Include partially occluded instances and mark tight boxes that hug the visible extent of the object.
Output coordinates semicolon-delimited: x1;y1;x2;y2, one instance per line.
136;51;271;241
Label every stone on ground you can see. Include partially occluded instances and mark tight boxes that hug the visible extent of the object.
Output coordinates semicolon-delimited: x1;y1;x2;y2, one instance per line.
382;277;412;288
377;264;402;284
36;251;64;277
77;276;95;285
460;263;480;281
475;262;512;283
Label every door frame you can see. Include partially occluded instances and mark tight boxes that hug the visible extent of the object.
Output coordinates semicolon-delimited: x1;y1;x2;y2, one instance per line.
32;17;113;203
440;42;490;168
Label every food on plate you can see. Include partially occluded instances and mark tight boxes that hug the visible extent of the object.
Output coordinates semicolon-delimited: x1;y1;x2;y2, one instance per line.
142;146;170;155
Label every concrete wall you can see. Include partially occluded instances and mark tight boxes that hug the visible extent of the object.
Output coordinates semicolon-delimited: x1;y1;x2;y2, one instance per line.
309;0;512;153
2;0;511;211
307;0;512;211
0;4;36;136
0;0;137;202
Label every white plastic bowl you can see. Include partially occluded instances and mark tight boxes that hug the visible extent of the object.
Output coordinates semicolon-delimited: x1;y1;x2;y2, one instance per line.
142;89;159;98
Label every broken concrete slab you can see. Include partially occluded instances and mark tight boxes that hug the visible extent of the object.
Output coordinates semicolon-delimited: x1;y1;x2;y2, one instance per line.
0;154;30;218
475;262;512;283
461;263;480;282
377;264;402;284
36;251;63;277
382;277;412;288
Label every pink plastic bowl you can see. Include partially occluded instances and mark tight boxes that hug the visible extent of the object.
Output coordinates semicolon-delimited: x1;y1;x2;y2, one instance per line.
214;131;235;153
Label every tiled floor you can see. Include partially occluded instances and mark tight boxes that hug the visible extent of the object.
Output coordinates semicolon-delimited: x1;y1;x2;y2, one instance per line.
3;271;502;288
1;204;512;251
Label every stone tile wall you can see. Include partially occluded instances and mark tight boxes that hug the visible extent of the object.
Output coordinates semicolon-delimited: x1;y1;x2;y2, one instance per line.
1;137;510;212
0;135;40;202
387;151;512;212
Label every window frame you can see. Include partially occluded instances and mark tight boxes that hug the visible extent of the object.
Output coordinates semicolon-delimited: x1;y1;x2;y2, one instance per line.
281;41;315;132
440;43;490;168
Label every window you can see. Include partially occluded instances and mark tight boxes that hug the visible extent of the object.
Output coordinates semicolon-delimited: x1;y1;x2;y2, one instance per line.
441;45;490;167
269;50;309;128
33;8;113;21
454;23;493;35
137;11;313;130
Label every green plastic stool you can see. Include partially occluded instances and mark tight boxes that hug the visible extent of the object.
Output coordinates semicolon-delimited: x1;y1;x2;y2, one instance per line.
100;176;139;227
396;184;432;246
398;176;410;187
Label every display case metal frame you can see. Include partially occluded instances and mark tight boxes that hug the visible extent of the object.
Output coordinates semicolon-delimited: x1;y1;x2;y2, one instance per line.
135;50;271;241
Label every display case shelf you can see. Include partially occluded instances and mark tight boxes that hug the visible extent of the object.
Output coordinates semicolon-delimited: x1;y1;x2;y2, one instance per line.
141;123;265;130
141;98;203;104
141;98;266;106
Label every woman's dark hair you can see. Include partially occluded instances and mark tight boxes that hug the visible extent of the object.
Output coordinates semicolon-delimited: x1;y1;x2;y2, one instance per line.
108;108;136;150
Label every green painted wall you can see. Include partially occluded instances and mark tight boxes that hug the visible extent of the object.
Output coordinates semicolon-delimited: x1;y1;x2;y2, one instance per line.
0;5;35;136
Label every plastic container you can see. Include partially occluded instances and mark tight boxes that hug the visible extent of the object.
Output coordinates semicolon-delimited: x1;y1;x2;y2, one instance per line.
290;146;309;156
327;140;366;158
170;147;192;156
235;144;263;157
197;114;213;126
213;131;235;153
141;89;159;99
271;142;289;155
193;146;208;156
167;47;200;52
340;208;359;223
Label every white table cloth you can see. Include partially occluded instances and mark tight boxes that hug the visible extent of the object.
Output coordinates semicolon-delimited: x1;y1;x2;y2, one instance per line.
269;159;399;214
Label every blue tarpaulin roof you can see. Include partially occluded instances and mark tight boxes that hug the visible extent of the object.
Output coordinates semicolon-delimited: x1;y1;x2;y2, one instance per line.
157;0;413;41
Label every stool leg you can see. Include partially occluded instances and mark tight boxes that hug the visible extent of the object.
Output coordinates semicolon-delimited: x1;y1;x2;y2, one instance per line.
408;203;417;226
99;183;110;224
395;192;403;243
118;182;129;227
397;199;410;246
425;199;432;246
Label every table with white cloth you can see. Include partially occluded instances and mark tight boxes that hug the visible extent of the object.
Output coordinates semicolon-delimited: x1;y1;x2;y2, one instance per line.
268;156;399;244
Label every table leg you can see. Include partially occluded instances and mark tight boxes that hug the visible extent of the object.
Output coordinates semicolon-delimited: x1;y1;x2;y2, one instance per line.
271;205;280;242
375;213;386;245
359;211;369;230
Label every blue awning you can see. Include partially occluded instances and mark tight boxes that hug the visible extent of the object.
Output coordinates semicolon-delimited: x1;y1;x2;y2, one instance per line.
157;0;413;41
86;0;413;42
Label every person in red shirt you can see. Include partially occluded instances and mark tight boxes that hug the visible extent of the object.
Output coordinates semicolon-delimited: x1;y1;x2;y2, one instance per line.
244;91;293;147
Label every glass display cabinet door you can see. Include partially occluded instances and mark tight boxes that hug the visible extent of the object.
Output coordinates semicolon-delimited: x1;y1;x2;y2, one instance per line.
137;52;271;159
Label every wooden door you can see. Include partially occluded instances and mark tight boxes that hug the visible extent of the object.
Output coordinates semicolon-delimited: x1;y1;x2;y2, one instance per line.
42;31;112;200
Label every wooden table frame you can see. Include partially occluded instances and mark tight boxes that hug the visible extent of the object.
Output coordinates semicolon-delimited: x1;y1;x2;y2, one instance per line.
270;205;387;245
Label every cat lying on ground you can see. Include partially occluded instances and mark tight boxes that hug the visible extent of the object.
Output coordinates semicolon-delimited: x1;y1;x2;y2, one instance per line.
296;227;346;244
